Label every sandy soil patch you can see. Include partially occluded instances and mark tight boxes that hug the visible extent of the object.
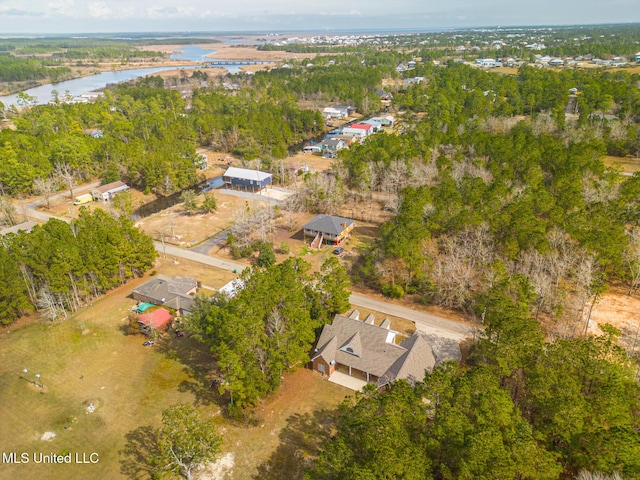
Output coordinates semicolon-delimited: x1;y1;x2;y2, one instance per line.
587;292;640;350
149;67;229;80
603;155;640;174
40;431;56;441
138;42;318;64
287;151;335;173
195;453;235;480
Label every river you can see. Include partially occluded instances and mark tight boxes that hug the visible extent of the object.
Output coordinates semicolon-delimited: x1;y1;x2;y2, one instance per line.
0;45;254;108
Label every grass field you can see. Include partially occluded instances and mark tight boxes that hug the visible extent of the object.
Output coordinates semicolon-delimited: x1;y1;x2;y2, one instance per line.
0;258;351;480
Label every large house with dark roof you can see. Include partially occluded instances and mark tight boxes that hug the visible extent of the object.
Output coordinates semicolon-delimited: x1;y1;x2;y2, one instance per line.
303;214;355;247
132;275;198;315
311;310;437;387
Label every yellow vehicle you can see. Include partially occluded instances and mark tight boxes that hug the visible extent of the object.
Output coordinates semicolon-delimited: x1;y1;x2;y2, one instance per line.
73;193;93;206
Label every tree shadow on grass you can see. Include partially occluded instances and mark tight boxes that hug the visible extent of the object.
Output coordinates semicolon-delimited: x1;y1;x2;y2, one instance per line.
253;408;337;480
156;335;221;407
119;425;160;479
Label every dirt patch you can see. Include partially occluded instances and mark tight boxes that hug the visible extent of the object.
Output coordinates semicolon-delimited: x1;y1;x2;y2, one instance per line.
196;452;235;480
135;189;273;248
287;151;334;173
587;292;640;350
603;155;640;174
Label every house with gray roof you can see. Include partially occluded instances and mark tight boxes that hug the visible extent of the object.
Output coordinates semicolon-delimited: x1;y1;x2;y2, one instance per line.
303;214;355;247
311;310;436;387
132;274;198;315
319;137;346;158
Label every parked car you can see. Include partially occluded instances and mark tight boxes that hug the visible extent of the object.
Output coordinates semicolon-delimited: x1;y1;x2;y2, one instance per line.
333;247;344;255
143;340;154;347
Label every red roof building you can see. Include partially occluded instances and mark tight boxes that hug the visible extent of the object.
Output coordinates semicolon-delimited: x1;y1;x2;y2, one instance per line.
348;123;373;131
138;308;173;333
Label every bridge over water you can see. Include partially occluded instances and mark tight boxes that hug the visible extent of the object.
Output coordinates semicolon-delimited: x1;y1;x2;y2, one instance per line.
204;60;272;66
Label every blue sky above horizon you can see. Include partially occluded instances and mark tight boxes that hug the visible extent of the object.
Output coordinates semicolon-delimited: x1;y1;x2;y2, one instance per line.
0;0;639;34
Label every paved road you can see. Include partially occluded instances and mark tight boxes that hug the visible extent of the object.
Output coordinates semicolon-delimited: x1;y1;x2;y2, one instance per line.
189;227;231;254
23;181;102;224
349;293;476;341
154;242;246;272
154;241;475;341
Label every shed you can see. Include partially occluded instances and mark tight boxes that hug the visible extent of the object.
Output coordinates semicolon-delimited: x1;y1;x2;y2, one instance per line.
222;167;272;192
138;308;173;334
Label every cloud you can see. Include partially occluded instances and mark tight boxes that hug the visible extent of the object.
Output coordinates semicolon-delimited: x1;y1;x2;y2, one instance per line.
88;1;111;18
318;10;363;16
49;0;76;16
1;8;44;17
147;5;196;18
201;10;238;19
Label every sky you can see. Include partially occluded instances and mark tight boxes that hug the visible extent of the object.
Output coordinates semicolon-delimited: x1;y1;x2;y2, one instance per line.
0;0;638;34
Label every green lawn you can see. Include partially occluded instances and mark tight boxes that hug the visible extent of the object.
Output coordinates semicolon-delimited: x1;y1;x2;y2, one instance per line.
0;271;350;480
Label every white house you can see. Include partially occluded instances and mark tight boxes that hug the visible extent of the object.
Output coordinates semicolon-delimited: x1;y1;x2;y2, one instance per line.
475;58;498;68
322;107;346;119
403;76;425;87
92;181;129;202
342;123;373;139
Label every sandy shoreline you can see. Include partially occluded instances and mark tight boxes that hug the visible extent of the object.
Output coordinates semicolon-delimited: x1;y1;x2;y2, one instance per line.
139;40;319;62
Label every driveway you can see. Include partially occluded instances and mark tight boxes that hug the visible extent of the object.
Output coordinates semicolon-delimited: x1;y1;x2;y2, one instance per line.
328;371;367;391
349;293;476;341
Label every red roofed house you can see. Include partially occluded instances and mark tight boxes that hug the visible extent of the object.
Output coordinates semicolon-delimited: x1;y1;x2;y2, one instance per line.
138;307;174;335
341;123;373;139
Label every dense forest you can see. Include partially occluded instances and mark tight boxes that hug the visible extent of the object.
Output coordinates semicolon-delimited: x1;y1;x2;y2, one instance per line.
0;209;156;325
0;55;72;83
0;78;324;197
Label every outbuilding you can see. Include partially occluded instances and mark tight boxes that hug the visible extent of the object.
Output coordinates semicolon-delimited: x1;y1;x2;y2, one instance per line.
138;308;174;335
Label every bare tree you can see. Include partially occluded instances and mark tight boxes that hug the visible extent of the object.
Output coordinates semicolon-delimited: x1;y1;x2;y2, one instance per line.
576;471;623;480
624;227;640;296
0;194;20;226
54;162;76;200
33;176;59;210
36;287;67;321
